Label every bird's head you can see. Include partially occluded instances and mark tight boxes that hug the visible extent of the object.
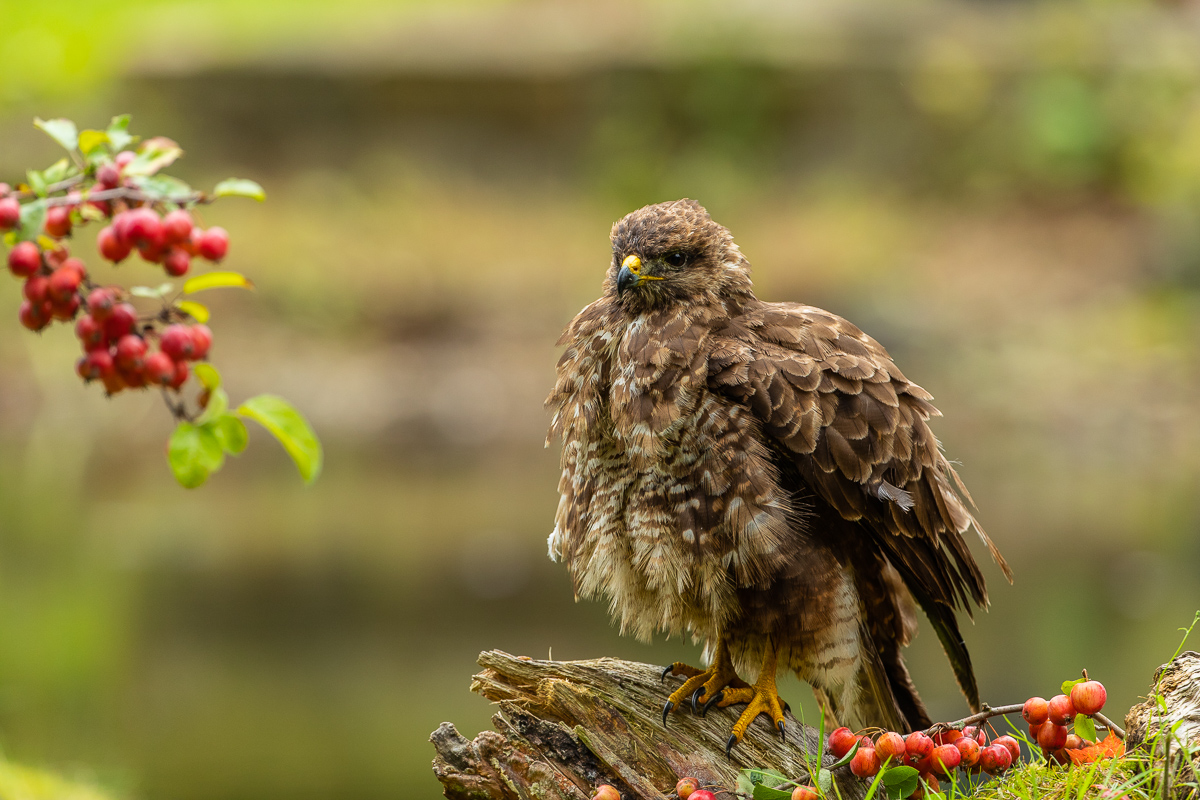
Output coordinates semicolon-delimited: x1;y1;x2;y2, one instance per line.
607;198;753;313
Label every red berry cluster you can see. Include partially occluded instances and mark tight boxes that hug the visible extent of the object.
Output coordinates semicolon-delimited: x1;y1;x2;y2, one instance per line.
74;287;211;395
1022;679;1108;765
98;206;227;277
828;724;1018;796
2;168;221;397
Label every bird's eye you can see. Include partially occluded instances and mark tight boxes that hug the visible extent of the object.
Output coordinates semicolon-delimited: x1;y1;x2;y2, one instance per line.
664;251;687;267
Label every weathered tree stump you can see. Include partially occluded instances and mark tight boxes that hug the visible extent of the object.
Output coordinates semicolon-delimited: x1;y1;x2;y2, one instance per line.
430;650;865;800
1125;650;1200;796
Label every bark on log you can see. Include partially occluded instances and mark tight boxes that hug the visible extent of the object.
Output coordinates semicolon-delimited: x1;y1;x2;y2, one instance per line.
1125;650;1200;796
431;650;866;800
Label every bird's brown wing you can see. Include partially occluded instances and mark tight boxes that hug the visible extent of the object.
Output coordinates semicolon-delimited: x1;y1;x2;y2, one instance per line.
707;300;1011;710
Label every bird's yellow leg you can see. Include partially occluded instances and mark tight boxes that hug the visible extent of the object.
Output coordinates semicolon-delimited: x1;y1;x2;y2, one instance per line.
661;637;750;724
713;641;787;754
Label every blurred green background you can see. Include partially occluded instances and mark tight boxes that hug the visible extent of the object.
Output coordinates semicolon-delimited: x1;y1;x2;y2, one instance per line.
2;1;1200;798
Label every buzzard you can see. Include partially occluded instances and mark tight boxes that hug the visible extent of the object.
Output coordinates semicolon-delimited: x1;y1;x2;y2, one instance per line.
546;199;1010;750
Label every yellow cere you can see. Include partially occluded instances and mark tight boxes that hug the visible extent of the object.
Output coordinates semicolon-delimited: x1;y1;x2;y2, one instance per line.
622;254;642;272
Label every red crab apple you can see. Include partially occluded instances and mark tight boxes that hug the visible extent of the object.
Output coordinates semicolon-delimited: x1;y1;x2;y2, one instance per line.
76;349;114;382
97;225;132;262
850;747;881;778
791;787;818;800
1070;680;1107;716
1038;723;1069;752
8;241;40;277
592;785;620;800
44;205;72;237
1023;696;1049;725
994;735;1021;763
674;777;699;799
115;334;147;370
0;197;19;230
190;324;212;359
1047;694;1076;726
102;303;137;340
954;736;981;768
24;275;49;305
144;351;176;386
96;162;121;189
876;731;907;762
75;315;107;351
931;744;961;776
688;792;716;800
197;226;229;261
162;209;193;243
19;300;50;331
980;745;1012;775
829;727;858;759
905;731;934;761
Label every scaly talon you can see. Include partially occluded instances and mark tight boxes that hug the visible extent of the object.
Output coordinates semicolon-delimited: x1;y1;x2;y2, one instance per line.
661;638;747;723
701;690;724;716
662;700;675;726
725;734;738;757
718;642;787;754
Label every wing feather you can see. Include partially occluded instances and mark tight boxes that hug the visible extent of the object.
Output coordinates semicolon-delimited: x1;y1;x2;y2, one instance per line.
706;300;1014;623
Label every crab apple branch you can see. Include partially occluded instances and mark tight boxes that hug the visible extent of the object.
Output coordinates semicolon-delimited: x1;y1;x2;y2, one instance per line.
3;115;320;489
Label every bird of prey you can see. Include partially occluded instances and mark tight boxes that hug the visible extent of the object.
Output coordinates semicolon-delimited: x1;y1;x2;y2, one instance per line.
546;199;1011;751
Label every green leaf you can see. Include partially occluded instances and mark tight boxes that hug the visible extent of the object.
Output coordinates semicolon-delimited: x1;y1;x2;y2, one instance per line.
881;767;918;786
828;740;860;770
237;395;323;483
42;158;72;184
193;363;221;391
213;178;266;201
736;772;755;797
183;271;255;294
752;785;792;800
18;201;46;242
34;117;78;152
78;129;109;155
107;115;133;152
131;174;194;201
168;421;225;488
1062;678;1084;695
1075;714;1098;743
212;414;248;455
197;387;229;425
745;769;791;787
885;776;918;800
817;768;833;797
124;136;182;177
26;169;47;197
176;300;210;323
130;282;174;299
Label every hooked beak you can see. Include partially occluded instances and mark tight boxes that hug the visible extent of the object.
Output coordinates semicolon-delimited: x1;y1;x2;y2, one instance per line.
616;254;661;296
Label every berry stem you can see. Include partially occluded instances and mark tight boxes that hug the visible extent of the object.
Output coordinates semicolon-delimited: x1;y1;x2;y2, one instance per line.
926;703;1125;740
160;388;196;423
43;186;211;208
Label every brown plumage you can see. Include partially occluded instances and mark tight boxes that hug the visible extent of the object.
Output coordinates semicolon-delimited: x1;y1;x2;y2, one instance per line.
546;199;1011;738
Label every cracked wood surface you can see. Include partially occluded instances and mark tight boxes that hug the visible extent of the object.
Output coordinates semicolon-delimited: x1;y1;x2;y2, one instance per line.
431;650;867;800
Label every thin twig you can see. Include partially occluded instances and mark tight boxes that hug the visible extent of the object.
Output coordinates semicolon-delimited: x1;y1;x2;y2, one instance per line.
42;186;208;207
1094;712;1127;739
926;703;1026;734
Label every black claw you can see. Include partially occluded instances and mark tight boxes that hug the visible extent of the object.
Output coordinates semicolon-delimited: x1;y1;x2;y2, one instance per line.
725;733;738;757
690;687;706;714
701;690;724;717
662;700;674;726
661;665;674;683
778;719;787;743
